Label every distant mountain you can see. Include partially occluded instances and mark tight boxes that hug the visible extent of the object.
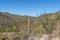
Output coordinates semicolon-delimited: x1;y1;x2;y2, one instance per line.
0;11;60;32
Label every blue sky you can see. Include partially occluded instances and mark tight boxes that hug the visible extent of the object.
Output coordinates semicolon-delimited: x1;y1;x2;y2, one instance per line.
0;0;60;16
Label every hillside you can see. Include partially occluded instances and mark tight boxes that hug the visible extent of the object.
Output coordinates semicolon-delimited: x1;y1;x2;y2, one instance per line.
0;11;60;40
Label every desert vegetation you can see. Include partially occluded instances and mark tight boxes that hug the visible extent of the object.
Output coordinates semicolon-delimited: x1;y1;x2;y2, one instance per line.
0;11;60;40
